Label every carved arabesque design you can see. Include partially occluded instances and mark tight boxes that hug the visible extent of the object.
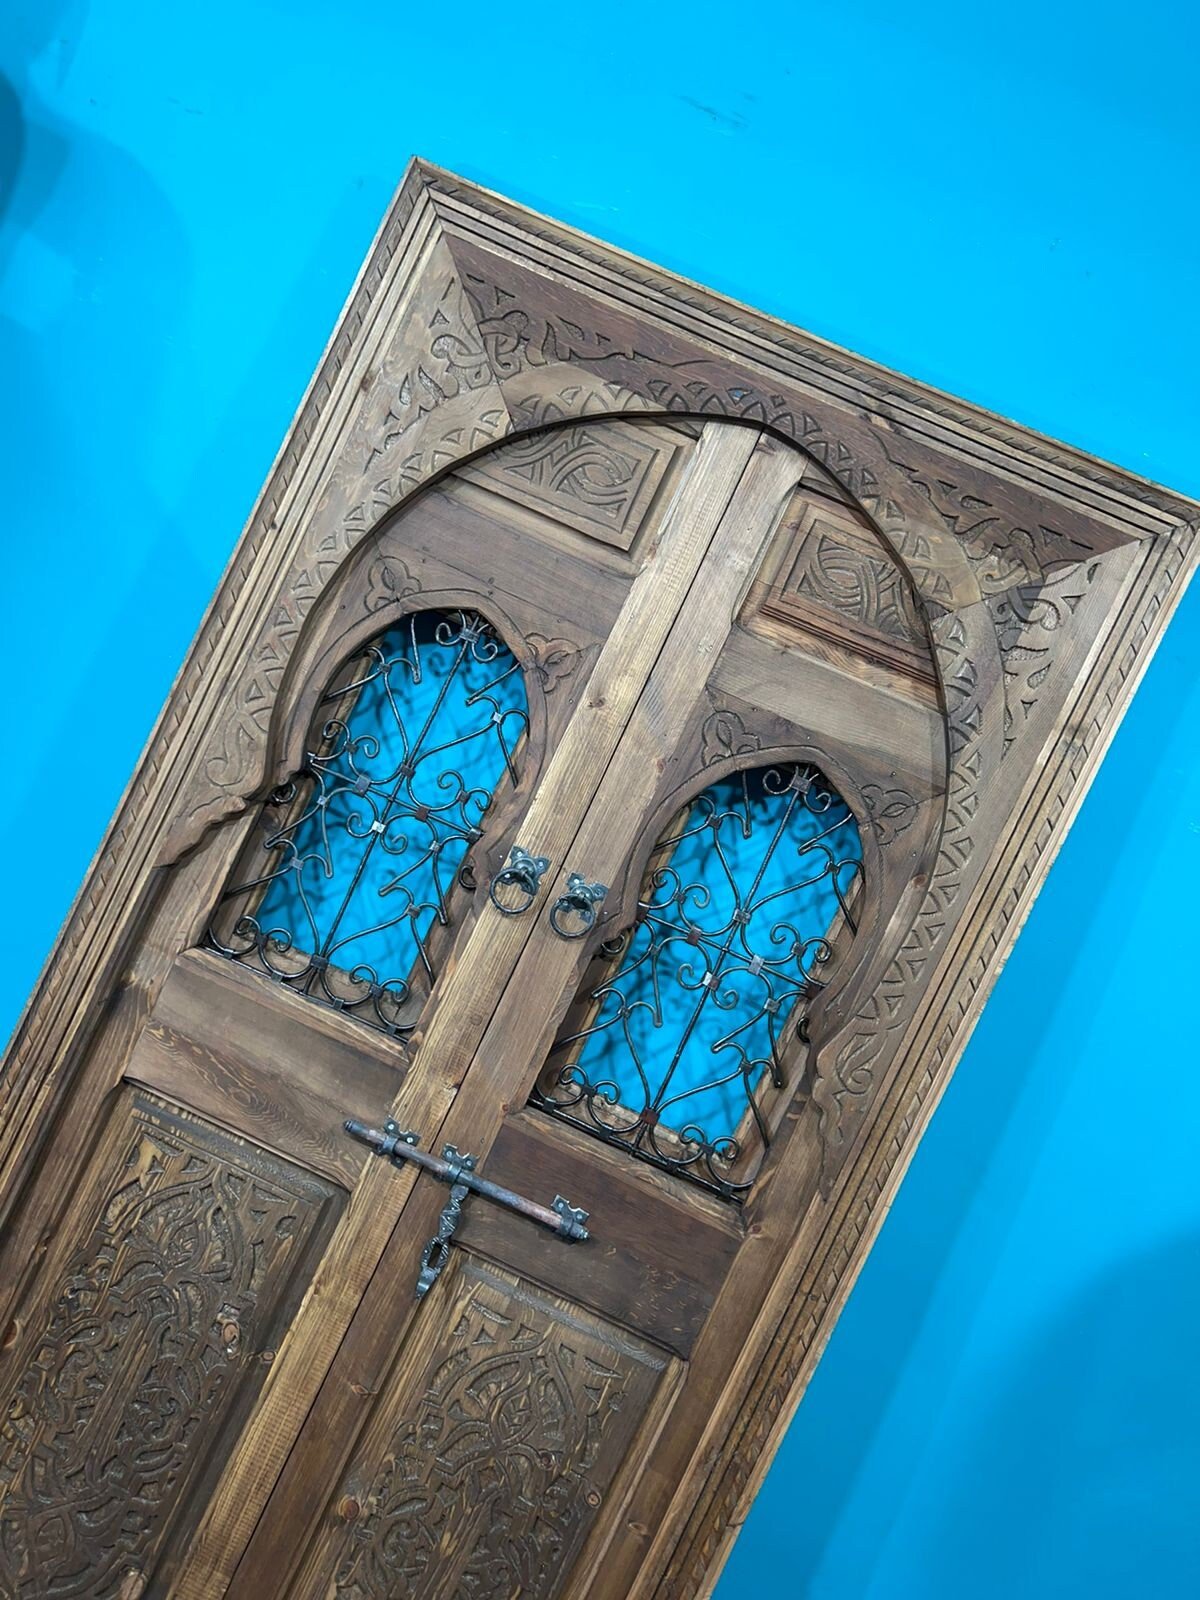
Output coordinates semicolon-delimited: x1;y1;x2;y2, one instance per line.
458;417;672;547
360;249;1126;1168
988;559;1102;755
786;527;930;654
333;1262;667;1600
660;510;1200;1600
861;782;920;847
812;604;990;1154
0;1094;332;1600
2;163;1194;1600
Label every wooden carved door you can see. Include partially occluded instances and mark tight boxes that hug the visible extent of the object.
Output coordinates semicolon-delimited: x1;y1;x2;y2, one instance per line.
222;421;937;1600
2;164;1194;1600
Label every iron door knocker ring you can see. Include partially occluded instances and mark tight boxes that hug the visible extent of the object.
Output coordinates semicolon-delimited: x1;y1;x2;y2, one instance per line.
488;844;550;916
549;873;609;939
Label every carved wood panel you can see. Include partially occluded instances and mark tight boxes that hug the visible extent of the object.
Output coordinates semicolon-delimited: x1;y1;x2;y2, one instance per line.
323;1257;671;1600
0;1090;339;1599
455;416;691;551
747;487;938;691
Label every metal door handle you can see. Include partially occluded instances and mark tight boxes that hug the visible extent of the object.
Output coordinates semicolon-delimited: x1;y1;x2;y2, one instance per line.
548;872;608;938
345;1116;589;1297
488;844;550;916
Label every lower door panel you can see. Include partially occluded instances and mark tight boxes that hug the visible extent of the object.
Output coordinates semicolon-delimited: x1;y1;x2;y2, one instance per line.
307;1256;677;1600
0;1088;342;1599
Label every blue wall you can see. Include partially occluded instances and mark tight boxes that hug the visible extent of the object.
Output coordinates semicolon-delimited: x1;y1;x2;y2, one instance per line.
3;4;1198;1594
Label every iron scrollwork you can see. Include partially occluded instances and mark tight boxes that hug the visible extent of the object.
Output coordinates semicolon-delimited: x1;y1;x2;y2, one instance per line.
206;610;528;1038
549;873;610;939
488;844;551;916
532;763;863;1199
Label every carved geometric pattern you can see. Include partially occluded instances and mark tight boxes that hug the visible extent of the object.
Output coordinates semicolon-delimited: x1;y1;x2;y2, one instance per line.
333;1259;668;1600
659;523;1199;1600
458;419;675;549
813;607;985;1148
0;1092;334;1599
776;514;933;662
2;164;1195;1600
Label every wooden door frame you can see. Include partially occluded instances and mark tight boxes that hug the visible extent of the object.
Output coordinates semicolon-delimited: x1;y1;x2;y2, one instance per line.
2;160;1196;1598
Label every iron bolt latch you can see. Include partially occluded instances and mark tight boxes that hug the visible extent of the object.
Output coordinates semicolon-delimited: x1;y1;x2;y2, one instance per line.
345;1116;590;1298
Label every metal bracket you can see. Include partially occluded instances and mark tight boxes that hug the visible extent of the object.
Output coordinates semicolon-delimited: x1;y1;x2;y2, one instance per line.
345;1116;590;1299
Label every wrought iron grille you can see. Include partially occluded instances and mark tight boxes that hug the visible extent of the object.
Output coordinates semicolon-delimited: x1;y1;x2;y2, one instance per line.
531;763;863;1199
207;610;528;1037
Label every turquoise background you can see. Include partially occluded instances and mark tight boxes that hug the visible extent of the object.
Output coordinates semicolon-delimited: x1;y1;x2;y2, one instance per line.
3;3;1198;1594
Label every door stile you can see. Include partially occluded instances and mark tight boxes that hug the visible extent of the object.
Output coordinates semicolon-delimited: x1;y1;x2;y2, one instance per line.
173;421;767;1599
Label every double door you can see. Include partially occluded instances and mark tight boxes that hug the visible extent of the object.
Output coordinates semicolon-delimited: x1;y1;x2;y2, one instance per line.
0;415;935;1598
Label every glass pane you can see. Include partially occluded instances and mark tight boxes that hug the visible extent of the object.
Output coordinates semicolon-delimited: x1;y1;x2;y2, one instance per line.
534;764;862;1198
209;610;528;1035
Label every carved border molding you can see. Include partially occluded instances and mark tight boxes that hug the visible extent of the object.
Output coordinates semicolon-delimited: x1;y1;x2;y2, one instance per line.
1;160;1196;1600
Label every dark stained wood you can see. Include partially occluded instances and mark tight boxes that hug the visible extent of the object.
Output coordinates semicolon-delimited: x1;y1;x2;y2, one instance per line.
0;1089;340;1600
291;1255;678;1600
212;423;775;1600
457;1111;743;1357
0;162;1195;1600
128;950;406;1189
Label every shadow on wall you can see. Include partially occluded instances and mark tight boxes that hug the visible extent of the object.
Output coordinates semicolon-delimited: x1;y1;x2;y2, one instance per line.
0;1;199;1031
909;1235;1200;1599
0;1;188;431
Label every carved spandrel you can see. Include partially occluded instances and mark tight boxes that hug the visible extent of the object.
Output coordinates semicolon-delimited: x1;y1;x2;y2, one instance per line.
986;557;1106;757
332;1258;670;1600
0;1092;337;1600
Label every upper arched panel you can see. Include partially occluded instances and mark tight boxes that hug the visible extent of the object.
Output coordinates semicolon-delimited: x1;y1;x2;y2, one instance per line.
207;607;530;1038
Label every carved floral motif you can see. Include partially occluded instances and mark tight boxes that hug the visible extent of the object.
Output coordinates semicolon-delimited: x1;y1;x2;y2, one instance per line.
700;708;762;767
526;633;581;695
988;559;1101;755
364;556;421;614
861;783;920;846
3;164;1193;1600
